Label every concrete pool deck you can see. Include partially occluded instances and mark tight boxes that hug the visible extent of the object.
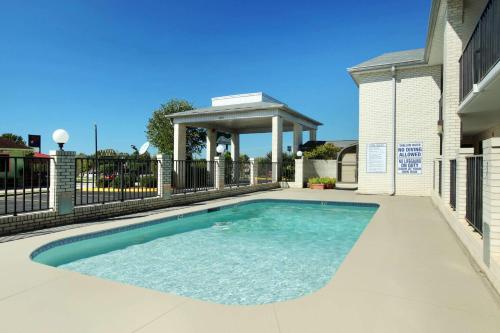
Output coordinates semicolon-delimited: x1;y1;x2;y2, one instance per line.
0;189;499;332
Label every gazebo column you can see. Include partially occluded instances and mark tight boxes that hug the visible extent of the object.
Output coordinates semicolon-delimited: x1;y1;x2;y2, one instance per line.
173;123;186;188
231;132;240;182
206;128;217;173
231;132;240;161
309;129;317;142
272;116;283;182
293;123;303;154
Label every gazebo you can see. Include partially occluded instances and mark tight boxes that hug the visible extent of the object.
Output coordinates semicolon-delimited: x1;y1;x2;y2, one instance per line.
169;93;322;181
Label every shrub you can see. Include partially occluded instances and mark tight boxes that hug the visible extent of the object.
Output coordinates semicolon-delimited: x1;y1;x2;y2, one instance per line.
139;175;158;187
308;177;336;185
303;143;340;160
97;174;138;188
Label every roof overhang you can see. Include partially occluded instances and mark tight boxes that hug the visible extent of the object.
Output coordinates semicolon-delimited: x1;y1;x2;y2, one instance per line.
347;0;445;85
169;102;322;134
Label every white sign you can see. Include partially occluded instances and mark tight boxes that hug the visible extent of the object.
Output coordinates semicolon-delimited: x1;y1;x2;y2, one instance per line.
398;143;422;174
367;143;387;173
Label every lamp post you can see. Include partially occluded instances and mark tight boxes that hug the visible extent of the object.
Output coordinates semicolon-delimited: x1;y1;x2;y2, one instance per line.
52;129;69;150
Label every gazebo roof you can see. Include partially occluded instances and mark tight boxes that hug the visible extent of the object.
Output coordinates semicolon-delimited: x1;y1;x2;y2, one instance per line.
169;97;322;134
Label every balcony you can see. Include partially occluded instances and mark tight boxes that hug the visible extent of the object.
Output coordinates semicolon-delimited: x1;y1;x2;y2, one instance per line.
460;0;500;101
459;0;500;134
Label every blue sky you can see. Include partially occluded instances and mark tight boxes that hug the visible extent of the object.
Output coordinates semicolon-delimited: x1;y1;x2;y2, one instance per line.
0;0;430;157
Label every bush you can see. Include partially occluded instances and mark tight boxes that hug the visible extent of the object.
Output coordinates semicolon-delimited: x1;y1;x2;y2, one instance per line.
97;174;138;188
304;144;340;160
308;177;336;185
139;175;158;187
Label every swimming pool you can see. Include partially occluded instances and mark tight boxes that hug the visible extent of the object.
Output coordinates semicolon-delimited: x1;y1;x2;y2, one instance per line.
32;200;378;305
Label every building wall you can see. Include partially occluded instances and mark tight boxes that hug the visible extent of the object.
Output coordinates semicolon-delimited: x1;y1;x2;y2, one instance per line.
358;71;394;194
303;159;337;180
357;66;442;196
395;66;442;196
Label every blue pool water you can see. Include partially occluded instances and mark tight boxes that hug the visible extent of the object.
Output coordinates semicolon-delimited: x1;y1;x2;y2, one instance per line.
33;200;377;305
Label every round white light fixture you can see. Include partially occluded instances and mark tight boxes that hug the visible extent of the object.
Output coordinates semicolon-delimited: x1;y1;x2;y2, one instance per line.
216;144;225;154
297;150;303;157
52;129;69;150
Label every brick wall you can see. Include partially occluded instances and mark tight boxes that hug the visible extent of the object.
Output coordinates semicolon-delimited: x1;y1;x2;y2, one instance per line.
357;66;441;195
0;183;279;236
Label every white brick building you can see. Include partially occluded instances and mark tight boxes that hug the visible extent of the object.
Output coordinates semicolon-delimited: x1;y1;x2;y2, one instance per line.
349;0;500;291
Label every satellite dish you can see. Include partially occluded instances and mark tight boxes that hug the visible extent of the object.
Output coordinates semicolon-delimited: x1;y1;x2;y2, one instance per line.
138;142;150;155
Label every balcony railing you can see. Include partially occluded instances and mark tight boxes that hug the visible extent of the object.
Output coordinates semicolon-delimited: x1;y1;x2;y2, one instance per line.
460;0;500;101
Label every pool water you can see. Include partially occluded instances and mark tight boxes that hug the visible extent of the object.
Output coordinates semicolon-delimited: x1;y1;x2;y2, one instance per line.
33;200;377;305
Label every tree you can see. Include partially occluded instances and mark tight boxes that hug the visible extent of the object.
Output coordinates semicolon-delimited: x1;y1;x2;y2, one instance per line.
303;143;340;160
1;133;26;145
146;99;206;158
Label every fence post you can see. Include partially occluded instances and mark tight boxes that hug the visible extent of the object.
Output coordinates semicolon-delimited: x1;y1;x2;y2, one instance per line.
249;158;257;186
157;154;172;199
49;150;75;215
294;158;304;188
482;138;500;266
214;156;225;190
455;148;474;222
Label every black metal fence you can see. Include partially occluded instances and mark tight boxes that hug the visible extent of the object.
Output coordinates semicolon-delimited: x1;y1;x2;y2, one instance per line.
1;157;51;216
450;159;457;210
460;0;500;101
172;160;216;194
225;161;251;187
280;161;295;182
466;156;483;234
75;157;159;206
256;161;273;184
438;160;443;196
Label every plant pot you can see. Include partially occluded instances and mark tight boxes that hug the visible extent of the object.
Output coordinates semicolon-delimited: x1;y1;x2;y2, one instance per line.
310;183;326;190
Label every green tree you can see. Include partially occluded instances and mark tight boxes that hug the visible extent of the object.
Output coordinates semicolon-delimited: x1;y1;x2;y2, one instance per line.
303;143;340;160
1;133;26;145
146;99;206;158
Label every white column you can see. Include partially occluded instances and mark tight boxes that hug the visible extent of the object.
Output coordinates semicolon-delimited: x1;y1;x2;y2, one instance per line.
293;157;304;188
483;138;500;266
455;148;474;221
309;129;317;142
214;156;225;190
157;153;172;199
49;150;75;215
293;123;303;154
250;158;257;185
441;0;464;206
272;116;283;182
206;129;217;161
173;123;186;161
231;132;240;161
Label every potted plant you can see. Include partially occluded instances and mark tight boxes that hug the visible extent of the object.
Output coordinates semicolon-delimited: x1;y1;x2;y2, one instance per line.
308;177;336;190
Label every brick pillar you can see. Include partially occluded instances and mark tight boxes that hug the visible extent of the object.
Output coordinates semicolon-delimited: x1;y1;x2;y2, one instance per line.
214;156;225;190
455;148;474;221
49;150;75;215
249;158;257;186
441;0;464;205
294;158;304;188
157;154;172;199
482;138;500;266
